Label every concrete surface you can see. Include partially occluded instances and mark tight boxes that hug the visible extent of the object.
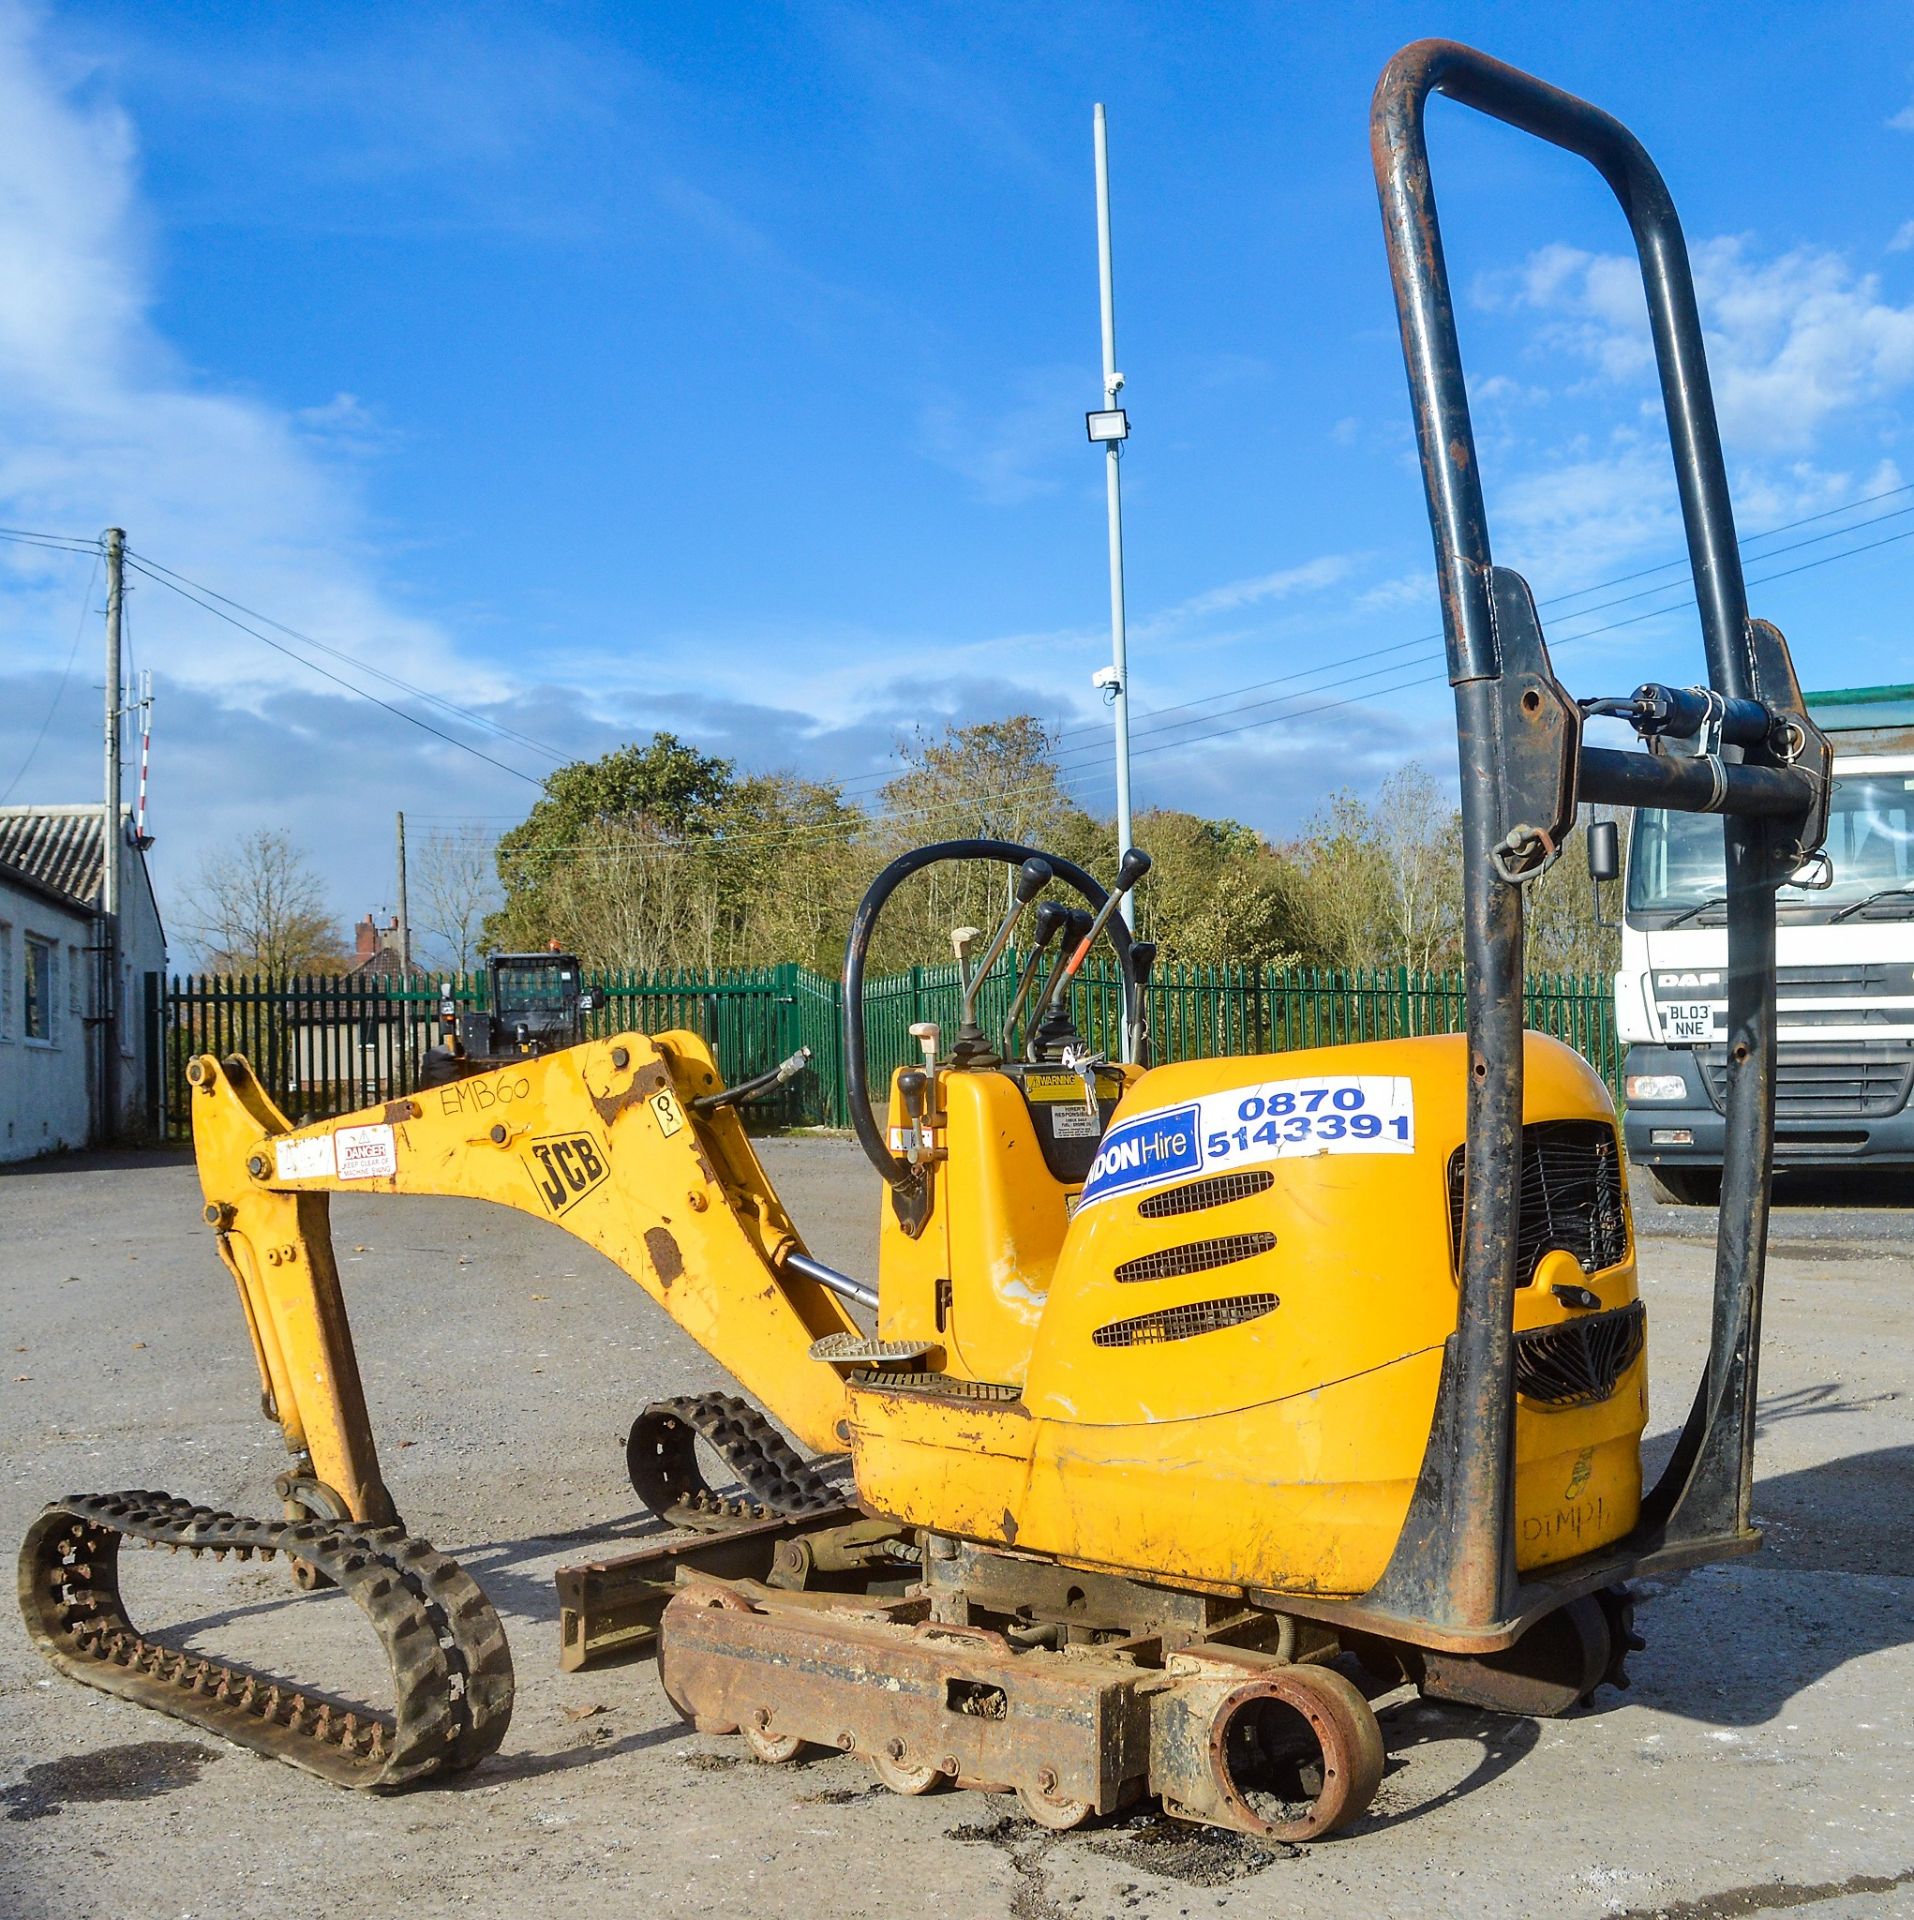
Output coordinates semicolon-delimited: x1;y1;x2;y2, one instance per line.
1;1142;1910;1920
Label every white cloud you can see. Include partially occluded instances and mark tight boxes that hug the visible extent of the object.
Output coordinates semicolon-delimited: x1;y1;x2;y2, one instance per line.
1890;99;1914;133
917;365;1086;506
1486;234;1914;456
1139;554;1353;634
0;7;487;711
1890;219;1914;253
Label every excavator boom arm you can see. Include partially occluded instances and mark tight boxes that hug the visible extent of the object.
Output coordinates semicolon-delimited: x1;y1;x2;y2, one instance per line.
186;1030;859;1524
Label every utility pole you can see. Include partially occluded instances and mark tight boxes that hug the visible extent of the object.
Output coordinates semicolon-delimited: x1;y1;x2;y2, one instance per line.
395;810;412;973
1088;105;1135;935
100;527;125;1141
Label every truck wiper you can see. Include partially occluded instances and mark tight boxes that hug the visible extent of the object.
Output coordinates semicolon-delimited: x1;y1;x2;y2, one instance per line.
1663;894;1729;927
1831;883;1914;923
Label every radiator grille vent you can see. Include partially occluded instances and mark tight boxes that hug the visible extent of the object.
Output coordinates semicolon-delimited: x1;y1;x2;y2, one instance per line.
1697;1048;1914;1119
1514;1301;1645;1408
1137;1170;1276;1218
1091;1293;1279;1348
1113;1231;1277;1284
1447;1120;1627;1283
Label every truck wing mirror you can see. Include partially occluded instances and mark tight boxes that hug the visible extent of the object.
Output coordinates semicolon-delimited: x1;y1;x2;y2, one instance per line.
1586;819;1619;885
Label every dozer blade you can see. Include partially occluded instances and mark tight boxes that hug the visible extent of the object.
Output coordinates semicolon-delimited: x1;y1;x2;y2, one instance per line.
19;1492;514;1790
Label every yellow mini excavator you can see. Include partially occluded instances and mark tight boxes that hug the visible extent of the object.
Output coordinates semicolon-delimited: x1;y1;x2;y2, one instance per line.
22;41;1834;1841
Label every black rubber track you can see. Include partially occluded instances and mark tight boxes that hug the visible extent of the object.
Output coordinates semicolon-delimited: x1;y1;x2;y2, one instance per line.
18;1490;514;1790
626;1392;841;1526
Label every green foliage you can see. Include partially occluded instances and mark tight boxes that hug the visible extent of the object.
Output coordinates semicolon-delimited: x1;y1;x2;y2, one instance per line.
471;721;1615;984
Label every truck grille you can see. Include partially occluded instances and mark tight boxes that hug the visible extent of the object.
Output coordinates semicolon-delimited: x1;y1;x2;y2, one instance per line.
1515;1301;1645;1408
1696;1047;1914;1119
1447;1120;1628;1284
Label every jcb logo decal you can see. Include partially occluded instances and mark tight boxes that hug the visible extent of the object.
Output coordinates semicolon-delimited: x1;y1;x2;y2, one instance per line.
524;1132;609;1216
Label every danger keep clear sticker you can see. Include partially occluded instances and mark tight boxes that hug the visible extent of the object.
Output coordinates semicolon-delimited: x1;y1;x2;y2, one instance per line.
335;1123;399;1181
1078;1074;1415;1209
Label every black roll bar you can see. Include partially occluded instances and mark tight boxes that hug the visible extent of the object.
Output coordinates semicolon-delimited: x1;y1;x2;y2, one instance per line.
1354;41;1830;1644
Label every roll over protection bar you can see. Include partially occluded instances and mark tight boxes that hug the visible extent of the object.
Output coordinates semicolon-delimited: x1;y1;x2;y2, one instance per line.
1357;39;1832;1645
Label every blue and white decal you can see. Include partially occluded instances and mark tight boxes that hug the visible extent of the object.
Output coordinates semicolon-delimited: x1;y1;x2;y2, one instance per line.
1078;1103;1201;1206
1078;1074;1415;1209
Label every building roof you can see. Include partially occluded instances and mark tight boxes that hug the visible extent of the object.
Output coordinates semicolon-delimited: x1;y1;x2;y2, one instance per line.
0;806;114;909
0;804;163;941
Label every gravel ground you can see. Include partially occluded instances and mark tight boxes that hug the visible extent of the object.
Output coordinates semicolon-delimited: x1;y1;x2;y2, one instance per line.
1;1141;1910;1920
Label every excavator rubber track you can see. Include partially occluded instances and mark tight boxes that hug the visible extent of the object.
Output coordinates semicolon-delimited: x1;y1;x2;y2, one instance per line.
626;1391;845;1529
18;1491;514;1790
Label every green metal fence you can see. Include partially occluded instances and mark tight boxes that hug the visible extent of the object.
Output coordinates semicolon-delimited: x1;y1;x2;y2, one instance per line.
154;957;1618;1140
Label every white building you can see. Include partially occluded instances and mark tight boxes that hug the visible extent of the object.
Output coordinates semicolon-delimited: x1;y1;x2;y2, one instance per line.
0;805;166;1160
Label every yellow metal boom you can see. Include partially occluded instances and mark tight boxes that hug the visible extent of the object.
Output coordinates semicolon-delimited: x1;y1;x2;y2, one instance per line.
186;1029;859;1525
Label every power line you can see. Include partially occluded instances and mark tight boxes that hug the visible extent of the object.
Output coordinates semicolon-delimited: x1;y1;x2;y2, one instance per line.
470;513;1914;868
1036;478;1914;759
124;559;546;788
124;549;570;765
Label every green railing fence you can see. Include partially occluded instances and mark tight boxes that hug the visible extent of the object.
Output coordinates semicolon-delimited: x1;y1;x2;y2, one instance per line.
151;958;1618;1140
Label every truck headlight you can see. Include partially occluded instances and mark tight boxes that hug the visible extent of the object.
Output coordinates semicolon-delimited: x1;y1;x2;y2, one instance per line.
1626;1073;1687;1101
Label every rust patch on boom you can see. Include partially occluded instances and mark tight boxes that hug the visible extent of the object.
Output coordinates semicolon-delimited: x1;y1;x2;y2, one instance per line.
645;1227;685;1285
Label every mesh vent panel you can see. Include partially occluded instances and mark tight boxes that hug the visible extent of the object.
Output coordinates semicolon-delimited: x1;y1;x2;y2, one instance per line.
1514;1301;1645;1408
1447;1120;1627;1284
1113;1231;1277;1284
1091;1293;1279;1348
1137;1170;1276;1219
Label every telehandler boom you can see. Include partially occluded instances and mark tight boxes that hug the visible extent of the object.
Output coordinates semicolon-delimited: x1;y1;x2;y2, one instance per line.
23;40;1834;1841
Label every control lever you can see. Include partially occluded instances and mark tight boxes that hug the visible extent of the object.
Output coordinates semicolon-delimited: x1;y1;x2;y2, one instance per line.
1025;848;1151;1060
1126;939;1158;1065
1026;907;1095;1060
897;1068;932;1165
998;899;1071;1061
951;858;1053;1065
950;925;982;989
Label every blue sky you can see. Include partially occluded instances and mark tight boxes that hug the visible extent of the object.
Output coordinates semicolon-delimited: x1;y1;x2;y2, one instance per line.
0;1;1910;960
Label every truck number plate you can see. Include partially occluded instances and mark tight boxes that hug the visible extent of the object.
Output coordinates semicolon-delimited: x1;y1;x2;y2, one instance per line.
1659;1001;1715;1043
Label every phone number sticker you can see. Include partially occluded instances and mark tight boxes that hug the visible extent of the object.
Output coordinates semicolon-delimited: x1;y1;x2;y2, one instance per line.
1078;1075;1414;1208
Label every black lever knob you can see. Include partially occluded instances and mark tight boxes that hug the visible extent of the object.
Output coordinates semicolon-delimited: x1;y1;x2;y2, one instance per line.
1030;899;1070;948
1116;847;1152;891
898;1069;928;1123
1015;857;1054;905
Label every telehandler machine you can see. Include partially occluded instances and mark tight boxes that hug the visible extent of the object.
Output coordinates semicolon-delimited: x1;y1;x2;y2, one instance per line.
22;41;1834;1842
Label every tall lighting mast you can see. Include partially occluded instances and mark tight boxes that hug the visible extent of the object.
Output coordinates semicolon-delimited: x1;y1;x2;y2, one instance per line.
1086;105;1135;939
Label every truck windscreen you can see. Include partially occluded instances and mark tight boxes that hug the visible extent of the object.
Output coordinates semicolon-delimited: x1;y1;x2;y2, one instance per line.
1627;772;1914;921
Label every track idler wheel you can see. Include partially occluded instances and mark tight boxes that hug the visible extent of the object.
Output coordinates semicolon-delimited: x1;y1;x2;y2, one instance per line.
869;1743;944;1797
1151;1658;1385;1842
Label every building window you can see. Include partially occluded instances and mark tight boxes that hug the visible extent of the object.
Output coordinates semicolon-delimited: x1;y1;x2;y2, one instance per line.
0;923;11;1039
24;934;54;1042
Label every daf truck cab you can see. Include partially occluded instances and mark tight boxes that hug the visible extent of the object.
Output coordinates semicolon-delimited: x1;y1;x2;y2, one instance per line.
1617;684;1914;1200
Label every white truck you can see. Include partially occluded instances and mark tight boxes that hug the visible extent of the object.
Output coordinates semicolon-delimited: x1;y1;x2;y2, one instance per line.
1615;683;1914;1202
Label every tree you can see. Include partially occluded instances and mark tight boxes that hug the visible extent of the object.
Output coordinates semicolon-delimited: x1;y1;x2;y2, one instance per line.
1129;809;1306;968
413;827;501;974
487;733;739;954
181;829;344;976
483;734;867;972
871;716;1102;969
1288;764;1461;970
